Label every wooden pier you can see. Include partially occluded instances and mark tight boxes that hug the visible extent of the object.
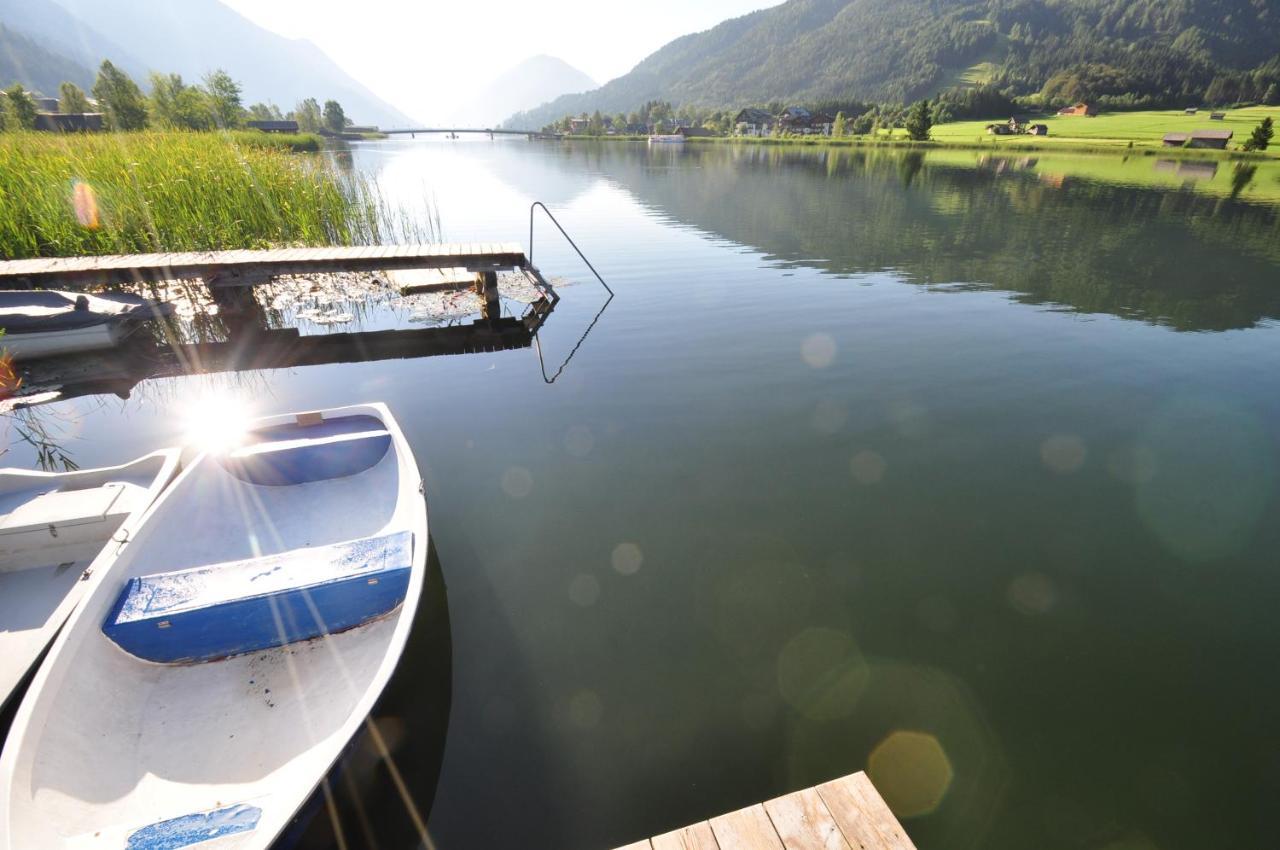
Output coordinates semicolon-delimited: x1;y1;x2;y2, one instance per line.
614;772;915;850
0;242;550;325
0;243;531;287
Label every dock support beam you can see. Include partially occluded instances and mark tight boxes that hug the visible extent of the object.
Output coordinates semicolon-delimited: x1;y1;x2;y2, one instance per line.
474;271;499;321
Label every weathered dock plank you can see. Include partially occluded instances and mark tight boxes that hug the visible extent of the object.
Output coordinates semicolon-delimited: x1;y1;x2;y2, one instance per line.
711;804;786;850
613;772;912;850
651;822;719;850
0;243;529;287
765;788;851;850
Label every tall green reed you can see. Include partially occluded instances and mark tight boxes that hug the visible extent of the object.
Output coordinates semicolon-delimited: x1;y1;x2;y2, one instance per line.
0;131;406;259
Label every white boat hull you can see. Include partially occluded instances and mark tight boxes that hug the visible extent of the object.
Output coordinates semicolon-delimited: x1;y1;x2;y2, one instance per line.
0;403;426;850
0;450;180;711
648;134;685;144
0;322;133;360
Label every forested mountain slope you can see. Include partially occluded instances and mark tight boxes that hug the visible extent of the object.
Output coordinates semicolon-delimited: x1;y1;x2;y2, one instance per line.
0;24;93;94
504;0;1280;128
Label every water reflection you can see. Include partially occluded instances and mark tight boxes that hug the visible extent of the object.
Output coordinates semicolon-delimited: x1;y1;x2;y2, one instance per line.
524;143;1280;331
288;537;453;849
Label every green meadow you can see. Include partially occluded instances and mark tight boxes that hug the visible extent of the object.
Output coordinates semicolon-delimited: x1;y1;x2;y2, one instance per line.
0;131;384;259
932;105;1280;152
922;147;1280;203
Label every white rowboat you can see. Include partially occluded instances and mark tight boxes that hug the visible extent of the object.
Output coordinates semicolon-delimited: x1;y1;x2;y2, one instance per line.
0;450;181;711
0;290;173;361
647;134;685;144
0;403;428;850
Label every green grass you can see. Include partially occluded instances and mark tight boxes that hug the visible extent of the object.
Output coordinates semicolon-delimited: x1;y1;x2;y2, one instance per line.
226;130;324;153
923;148;1280;203
0;131;391;259
932;105;1280;153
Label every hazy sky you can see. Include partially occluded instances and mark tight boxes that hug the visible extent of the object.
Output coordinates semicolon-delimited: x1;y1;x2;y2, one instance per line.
220;0;780;123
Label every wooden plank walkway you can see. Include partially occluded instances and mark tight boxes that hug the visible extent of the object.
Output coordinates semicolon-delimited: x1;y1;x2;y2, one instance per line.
614;772;915;850
0;243;528;287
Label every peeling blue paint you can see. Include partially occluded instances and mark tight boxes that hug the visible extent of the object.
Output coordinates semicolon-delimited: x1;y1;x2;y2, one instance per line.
126;803;261;849
103;531;413;663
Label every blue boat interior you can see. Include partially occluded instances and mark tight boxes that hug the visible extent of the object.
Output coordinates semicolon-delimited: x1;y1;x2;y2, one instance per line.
102;531;413;663
219;414;392;486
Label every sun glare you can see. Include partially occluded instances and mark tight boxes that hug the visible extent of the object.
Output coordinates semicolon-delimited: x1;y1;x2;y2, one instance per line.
182;393;255;454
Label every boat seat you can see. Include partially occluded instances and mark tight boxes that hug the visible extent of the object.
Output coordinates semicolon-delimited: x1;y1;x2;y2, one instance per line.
219;415;392;486
0;482;146;563
101;530;413;664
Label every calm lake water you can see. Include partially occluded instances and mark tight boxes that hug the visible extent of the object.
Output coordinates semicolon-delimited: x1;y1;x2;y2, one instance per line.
6;140;1280;850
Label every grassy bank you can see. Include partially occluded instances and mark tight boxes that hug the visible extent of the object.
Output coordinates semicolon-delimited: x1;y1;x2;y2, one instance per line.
226;130;325;153
0;131;386;259
560;106;1280;160
932;105;1280;151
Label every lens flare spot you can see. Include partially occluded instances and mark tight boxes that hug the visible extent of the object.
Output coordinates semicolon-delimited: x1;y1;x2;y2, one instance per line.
801;333;837;369
1040;435;1087;474
611;542;643;575
182;393;253;454
501;466;533;499
1007;573;1057;615
568;573;600;607
777;627;869;721
72;181;100;229
850;450;887;484
868;730;954;818
564;425;594;457
811;398;848;435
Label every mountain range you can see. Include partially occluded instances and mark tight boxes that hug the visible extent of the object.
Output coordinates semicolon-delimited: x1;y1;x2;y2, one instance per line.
504;0;1280;129
0;0;412;126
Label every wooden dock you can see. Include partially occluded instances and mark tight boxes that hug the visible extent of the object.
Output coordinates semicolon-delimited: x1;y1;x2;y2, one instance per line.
0;243;530;287
614;772;915;850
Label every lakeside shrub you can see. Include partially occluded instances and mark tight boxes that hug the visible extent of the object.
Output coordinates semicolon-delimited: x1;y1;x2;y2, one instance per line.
0;131;381;258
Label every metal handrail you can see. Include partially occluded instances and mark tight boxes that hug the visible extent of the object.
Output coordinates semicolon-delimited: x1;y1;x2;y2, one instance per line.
535;291;613;384
528;202;614;295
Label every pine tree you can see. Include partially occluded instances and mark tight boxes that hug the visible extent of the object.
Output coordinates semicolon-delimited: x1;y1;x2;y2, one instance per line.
904;99;933;141
1243;117;1273;151
832;111;848;137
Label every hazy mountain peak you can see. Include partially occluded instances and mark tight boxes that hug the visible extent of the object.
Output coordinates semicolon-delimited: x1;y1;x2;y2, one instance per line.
453;55;597;127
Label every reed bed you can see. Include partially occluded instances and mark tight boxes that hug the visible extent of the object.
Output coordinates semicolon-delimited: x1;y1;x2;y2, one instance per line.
0;131;396;259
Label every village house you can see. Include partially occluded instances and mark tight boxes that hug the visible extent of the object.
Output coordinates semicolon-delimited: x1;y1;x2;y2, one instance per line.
676;125;715;138
734;108;774;137
1027;124;1049;135
33;113;105;132
568;117;589;134
1057;103;1096;117
246;120;300;134
1187;129;1232;149
778;106;813;134
1163;130;1233;149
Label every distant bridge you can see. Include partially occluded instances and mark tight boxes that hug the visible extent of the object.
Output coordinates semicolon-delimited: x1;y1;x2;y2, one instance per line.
381;128;555;139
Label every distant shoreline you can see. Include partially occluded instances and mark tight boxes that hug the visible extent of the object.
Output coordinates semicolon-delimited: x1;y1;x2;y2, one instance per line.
549;133;1278;161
